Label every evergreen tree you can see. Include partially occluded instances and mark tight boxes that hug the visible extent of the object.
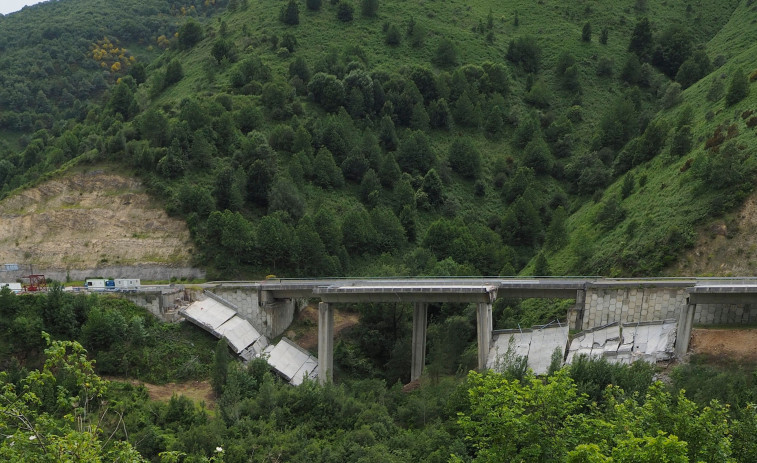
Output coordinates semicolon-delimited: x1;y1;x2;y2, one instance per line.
545;206;568;250
385;24;401;46
532;252;550;276
725;68;750;106
361;0;378;18
600;27;609;45
628;17;653;61
670;125;692;157
448;138;481;179
337;2;354;21
306;0;321;11
429;98;451;130
280;0;300;25
211;339;231;395
433;38;458;68
581;22;592;42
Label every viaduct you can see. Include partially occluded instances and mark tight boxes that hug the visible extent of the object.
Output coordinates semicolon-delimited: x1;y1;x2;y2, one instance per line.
124;277;757;385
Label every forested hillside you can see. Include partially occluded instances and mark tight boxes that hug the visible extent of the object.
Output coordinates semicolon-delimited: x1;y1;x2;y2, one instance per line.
1;0;756;280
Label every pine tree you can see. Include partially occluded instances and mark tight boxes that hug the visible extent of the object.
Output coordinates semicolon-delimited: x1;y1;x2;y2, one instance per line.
280;0;300;25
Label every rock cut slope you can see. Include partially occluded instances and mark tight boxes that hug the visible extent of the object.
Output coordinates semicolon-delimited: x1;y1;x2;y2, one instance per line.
0;168;200;280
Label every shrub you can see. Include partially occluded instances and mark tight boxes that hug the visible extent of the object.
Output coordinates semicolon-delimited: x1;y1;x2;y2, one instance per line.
726;68;750;106
596;57;614;77
433;38;458;68
337;2;354;22
280;0;299;25
581;21;591;42
385;24;401;46
448;138;481;179
361;0;378;18
506;35;541;72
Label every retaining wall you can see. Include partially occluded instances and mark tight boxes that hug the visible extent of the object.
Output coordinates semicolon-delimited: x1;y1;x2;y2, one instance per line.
576;287;757;330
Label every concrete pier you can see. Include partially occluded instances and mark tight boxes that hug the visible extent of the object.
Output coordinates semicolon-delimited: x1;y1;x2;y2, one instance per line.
477;302;492;369
318;302;334;384
675;303;696;357
411;302;428;381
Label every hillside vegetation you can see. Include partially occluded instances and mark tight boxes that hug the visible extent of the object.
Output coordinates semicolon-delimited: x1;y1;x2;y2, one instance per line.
0;0;756;280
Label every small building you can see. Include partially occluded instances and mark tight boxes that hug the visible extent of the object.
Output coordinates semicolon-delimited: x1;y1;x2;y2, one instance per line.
84;278;108;291
114;278;140;291
1;282;22;293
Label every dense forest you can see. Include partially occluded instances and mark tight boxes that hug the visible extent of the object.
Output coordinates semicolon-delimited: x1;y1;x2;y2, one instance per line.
1;0;755;279
3;0;757;461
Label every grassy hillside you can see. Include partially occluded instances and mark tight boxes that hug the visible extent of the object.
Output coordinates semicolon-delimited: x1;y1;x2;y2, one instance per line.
1;0;756;279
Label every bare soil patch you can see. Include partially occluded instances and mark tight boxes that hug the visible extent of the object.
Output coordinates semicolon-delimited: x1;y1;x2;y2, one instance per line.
107;377;216;408
288;304;360;351
689;328;757;364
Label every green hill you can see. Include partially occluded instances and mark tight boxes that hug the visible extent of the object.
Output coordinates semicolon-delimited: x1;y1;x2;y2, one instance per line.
1;0;756;279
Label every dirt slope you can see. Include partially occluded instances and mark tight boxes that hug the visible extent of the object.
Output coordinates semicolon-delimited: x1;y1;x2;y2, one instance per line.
690;328;757;364
0;168;194;273
669;192;757;277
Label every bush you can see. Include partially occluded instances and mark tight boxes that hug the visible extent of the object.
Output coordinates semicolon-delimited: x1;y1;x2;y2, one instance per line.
581;21;591;42
361;0;378;18
433;38;458;68
385;24;401;46
280;0;299;25
507;36;541;72
726;68;750;106
337;2;354;21
448;138;481;179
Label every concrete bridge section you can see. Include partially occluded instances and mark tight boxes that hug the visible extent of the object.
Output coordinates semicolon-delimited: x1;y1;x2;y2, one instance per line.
117;278;757;385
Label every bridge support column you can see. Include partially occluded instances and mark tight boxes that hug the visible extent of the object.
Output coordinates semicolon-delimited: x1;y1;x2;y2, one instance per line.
318;302;334;384
477;302;492;370
411;303;428;381
573;289;586;331
675;303;696;357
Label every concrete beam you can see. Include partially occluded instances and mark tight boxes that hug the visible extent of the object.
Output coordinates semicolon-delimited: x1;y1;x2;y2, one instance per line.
477;302;492;370
675;303;696;357
317;302;334;384
411;303;428;382
688;292;757;305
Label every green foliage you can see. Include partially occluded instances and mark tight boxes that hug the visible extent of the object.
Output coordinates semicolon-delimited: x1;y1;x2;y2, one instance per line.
506;35;541;73
629;16;653;61
178;19;203;50
726;67;750;106
280;0;300;25
163;59;184;88
306;0;322;11
432;38;458;69
337;2;355;22
582;21;592;42
456;369;735;463
448;138;481;179
385;23;401;46
361;0;379;18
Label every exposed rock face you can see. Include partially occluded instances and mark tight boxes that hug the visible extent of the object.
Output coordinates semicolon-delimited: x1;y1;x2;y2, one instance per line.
0;168;203;280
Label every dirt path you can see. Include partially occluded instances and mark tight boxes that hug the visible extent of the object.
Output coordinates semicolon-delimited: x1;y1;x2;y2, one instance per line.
106;377;216;408
689;327;757;364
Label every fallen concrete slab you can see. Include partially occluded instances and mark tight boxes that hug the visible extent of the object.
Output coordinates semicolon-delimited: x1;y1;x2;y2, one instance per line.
488;323;570;375
266;337;319;385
